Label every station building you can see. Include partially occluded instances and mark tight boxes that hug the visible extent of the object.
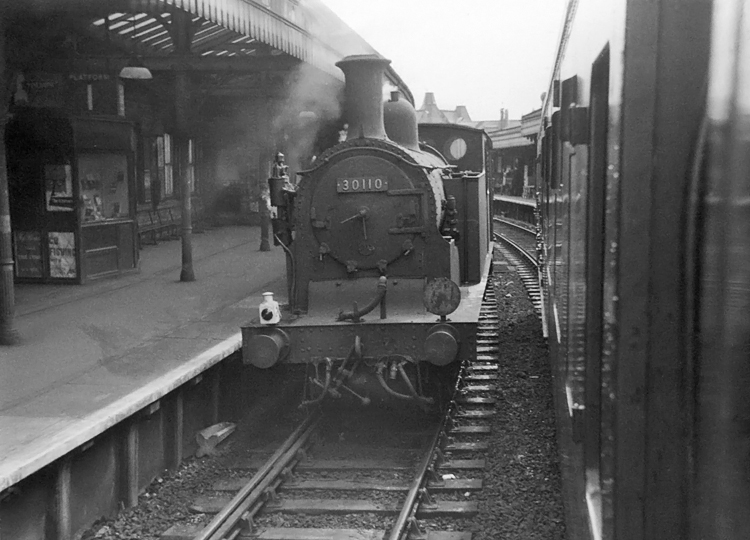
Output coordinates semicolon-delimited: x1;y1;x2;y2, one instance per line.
486;108;541;199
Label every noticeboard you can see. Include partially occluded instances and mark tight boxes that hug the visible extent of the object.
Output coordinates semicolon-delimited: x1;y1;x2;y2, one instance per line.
14;231;44;278
48;232;77;279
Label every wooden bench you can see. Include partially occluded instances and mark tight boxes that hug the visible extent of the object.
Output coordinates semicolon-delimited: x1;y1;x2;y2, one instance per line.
137;199;212;248
137;207;181;248
137;210;160;246
157;207;181;239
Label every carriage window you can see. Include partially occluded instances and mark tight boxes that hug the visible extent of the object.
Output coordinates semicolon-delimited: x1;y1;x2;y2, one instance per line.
446;137;467;160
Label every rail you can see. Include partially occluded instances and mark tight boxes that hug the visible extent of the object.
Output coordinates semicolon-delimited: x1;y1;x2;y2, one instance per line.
196;411;321;540
388;356;468;540
493;230;548;338
493;215;536;235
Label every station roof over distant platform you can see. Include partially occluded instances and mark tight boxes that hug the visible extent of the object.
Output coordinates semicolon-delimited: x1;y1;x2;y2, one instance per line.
486;108;541;149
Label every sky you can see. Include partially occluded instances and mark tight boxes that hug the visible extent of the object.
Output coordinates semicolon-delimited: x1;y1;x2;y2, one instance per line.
320;0;568;122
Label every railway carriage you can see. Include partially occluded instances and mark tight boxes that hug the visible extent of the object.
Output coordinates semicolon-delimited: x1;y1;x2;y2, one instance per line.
241;55;492;408
538;1;750;539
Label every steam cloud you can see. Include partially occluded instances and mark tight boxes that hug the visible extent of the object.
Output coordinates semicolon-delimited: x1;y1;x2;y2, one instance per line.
270;62;344;178
270;0;401;176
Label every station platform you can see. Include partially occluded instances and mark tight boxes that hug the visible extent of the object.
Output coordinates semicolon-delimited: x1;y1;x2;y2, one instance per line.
493;193;537;207
0;225;287;492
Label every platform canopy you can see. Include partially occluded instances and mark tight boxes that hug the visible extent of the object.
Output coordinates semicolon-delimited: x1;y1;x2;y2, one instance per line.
8;0;412;103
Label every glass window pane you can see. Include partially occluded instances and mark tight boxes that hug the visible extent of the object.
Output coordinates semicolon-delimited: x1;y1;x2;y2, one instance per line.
78;153;130;221
165;164;173;196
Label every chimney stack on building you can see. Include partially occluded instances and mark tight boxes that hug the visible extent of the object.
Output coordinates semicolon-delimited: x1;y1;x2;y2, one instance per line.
455;105;471;123
500;108;509;129
421;92;437;109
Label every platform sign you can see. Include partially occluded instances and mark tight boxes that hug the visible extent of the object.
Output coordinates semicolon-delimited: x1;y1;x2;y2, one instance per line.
14;231;43;278
48;232;77;279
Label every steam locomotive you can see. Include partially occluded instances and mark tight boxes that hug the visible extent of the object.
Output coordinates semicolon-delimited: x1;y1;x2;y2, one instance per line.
241;54;492;408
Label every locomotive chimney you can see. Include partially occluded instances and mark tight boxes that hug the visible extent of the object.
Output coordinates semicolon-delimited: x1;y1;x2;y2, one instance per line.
336;54;391;141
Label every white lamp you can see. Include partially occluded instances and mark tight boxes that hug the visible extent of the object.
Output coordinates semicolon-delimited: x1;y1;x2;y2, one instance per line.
119;61;152;80
119;14;152;80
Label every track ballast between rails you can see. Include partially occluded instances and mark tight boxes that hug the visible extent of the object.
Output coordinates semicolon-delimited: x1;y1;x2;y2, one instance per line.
166;283;503;540
492;218;547;337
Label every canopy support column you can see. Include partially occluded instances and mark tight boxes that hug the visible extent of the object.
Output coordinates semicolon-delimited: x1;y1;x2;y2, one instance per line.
172;9;195;282
0;13;20;345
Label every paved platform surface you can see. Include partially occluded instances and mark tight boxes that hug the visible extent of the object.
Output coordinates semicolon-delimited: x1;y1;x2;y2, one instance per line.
0;225;287;491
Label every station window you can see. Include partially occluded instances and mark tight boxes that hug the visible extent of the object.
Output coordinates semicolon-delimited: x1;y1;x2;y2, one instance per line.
157;133;174;198
75;78;118;116
138;137;152;205
117;81;125;116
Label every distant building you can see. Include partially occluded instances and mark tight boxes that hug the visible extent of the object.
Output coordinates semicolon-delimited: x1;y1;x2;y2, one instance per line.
486;108;541;198
474;109;517;132
416;92;519;132
415;92;541;199
417;92;473;125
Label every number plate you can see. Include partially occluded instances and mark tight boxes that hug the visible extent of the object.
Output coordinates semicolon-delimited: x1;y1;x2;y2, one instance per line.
337;178;388;193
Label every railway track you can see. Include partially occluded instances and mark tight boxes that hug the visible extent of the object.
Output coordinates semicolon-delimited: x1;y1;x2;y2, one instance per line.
492;218;547;337
169;286;501;540
492;217;537;262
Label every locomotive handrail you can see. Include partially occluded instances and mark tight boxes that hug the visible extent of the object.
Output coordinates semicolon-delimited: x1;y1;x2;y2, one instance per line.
273;234;297;311
337;276;387;321
298;145;452;176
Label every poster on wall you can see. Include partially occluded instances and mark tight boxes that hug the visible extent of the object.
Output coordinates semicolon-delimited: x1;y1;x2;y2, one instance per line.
45;164;75;211
14;231;43;278
48;232;77;279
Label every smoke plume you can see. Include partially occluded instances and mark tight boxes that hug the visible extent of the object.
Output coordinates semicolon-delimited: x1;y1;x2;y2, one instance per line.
270;62;344;178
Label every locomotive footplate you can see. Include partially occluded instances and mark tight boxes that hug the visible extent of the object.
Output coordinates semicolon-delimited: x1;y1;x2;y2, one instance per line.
241;256;491;369
242;318;478;365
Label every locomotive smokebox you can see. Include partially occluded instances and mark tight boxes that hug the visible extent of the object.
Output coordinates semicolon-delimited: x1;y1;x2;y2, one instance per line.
336;54;391;141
